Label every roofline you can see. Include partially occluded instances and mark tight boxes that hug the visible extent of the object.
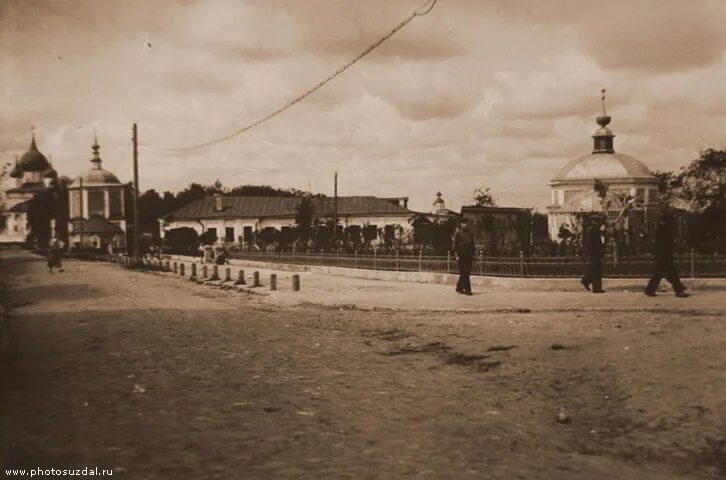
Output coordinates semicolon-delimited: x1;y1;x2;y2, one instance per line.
549;177;658;186
164;211;416;222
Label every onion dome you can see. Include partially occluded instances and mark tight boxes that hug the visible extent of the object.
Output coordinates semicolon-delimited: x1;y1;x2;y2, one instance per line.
72;136;121;186
552;89;652;182
18;134;51;172
10;158;23;178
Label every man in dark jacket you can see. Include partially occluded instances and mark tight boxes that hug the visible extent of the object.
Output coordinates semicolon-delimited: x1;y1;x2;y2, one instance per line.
645;213;688;297
580;216;605;293
453;218;476;295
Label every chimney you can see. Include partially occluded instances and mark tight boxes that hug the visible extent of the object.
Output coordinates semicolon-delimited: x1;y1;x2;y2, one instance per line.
214;194;223;212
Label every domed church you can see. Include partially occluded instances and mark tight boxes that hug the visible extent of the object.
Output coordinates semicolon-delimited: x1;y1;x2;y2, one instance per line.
68;136;127;251
0;133;58;243
547;91;659;240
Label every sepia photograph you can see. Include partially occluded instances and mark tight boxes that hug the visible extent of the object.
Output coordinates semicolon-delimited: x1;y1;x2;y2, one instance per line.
1;0;725;478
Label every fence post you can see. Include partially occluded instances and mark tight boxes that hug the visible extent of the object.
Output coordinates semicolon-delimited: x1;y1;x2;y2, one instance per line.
354;250;358;269
374;250;377;270
292;274;300;291
270;274;277;291
479;250;483;276
519;250;524;277
690;248;695;279
173;262;178;274
190;263;196;279
202;265;208;278
418;251;422;271
395;250;400;271
336;248;340;267
253;271;260;287
446;252;451;274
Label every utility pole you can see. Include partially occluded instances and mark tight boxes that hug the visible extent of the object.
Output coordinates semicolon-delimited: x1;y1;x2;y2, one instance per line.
79;177;84;251
333;171;338;247
132;123;140;265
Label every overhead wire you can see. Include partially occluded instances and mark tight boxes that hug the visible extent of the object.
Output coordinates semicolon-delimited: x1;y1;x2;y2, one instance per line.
141;0;439;153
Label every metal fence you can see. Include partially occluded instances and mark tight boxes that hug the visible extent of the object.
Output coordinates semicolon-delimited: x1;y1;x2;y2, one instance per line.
228;250;726;278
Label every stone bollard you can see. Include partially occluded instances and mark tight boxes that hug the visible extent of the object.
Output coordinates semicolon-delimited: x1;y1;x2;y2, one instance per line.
292;274;300;291
225;267;231;282
173;262;178;274
235;270;246;285
180;263;185;276
202;265;208;278
165;260;171;271
190;263;197;279
211;265;219;280
253;271;260;287
270;274;277;291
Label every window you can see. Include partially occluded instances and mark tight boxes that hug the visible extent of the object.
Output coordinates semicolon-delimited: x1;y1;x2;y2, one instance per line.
243;226;253;241
635;188;645;205
109;190;123;217
88;190;105;216
564;190;581;203
225;227;235;242
71;191;82;217
206;227;217;239
648;189;658;204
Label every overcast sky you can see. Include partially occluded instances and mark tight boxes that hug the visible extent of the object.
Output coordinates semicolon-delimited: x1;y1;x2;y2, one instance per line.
2;0;725;212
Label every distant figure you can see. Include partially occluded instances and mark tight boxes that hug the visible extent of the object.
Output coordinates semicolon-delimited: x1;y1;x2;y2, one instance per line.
453;218;476;295
645;213;688;297
47;238;64;274
581;217;605;293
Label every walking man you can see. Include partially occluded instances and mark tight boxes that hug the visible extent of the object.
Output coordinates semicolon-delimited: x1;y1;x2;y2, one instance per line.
453;218;476;295
580;216;605;293
645;212;689;297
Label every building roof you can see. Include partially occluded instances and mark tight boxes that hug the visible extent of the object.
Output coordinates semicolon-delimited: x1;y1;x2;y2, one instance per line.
551;93;655;183
165;195;415;221
461;206;531;215
8;199;32;213
6;183;47;194
18;135;51;172
70;216;124;235
552;152;653;181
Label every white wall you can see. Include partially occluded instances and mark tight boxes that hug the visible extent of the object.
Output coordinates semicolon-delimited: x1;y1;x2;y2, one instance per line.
161;214;415;241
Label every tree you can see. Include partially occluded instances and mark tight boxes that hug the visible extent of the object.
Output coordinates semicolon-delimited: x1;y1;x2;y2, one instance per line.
473;186;497;207
199;230;217;245
679;149;726;249
164;227;199;255
294;196;315;241
679;149;726;213
653;170;681;208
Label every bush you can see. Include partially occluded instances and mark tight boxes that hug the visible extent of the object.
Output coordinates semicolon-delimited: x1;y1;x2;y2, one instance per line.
164;227;200;254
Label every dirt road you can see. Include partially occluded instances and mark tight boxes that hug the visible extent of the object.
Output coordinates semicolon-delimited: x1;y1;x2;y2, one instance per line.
1;250;725;479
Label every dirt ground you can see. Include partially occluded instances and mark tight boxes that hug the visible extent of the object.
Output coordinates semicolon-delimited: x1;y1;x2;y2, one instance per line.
1;249;725;479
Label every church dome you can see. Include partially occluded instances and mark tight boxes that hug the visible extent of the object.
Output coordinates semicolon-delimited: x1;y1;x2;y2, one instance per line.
18;135;51;172
71;136;121;186
10;160;23;178
552;90;653;183
74;168;121;185
553;152;652;181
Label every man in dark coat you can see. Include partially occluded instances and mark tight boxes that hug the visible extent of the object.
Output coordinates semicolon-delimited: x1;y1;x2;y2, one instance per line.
645;213;688;297
580;216;605;293
453;218;476;295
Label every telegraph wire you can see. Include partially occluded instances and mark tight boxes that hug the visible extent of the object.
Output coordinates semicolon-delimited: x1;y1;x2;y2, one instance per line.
141;0;439;153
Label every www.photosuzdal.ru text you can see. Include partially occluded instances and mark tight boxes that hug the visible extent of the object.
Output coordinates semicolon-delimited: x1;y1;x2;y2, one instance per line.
4;467;115;477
